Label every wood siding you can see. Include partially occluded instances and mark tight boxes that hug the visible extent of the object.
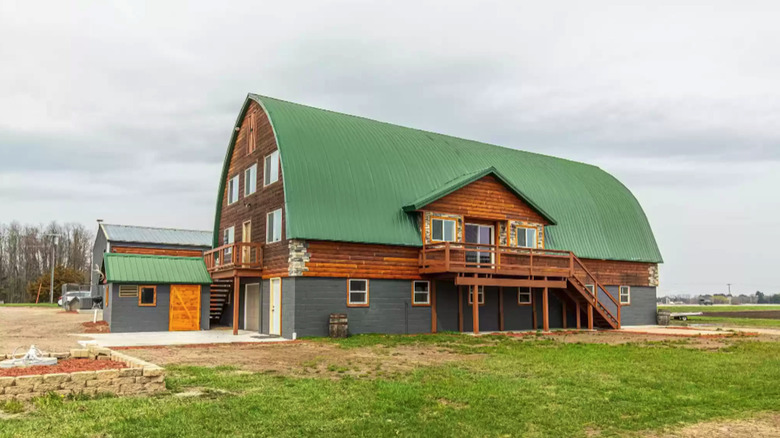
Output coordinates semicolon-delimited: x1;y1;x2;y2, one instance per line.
218;101;288;278
304;241;421;280
111;246;204;258
580;259;656;287
424;175;549;223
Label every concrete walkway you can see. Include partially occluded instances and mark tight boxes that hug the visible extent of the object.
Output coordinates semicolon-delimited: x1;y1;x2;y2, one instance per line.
76;330;291;348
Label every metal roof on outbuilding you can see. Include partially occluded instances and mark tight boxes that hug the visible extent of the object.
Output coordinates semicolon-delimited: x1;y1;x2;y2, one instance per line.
101;224;212;248
104;253;212;284
213;94;663;264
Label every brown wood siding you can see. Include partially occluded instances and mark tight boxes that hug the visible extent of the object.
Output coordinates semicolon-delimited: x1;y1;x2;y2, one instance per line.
424;175;549;223
218;101;288;278
304;241;421;280
580;259;656;287
111;246;204;258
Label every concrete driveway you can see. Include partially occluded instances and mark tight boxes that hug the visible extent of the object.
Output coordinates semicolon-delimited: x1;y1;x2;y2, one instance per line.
77;330;291;348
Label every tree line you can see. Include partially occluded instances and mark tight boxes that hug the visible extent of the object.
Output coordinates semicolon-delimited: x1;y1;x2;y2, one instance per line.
0;222;92;303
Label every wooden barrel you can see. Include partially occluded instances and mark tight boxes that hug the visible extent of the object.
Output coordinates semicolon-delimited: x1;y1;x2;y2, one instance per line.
656;309;671;326
329;313;348;338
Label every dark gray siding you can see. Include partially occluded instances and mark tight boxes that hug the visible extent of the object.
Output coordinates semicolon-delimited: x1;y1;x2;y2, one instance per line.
435;280;459;332
502;288;534;331
610;286;657;325
107;283;209;333
292;277;431;337
282;278;296;339
461;286;500;332
261;279;270;335
200;286;211;330
103;284;112;326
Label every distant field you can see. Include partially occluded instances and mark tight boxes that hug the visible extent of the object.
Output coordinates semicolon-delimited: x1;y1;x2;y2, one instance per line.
0;302;59;308
673;316;780;328
659;305;780;313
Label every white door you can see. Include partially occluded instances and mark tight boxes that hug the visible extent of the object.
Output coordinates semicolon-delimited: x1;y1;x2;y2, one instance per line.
244;283;260;332
269;278;281;335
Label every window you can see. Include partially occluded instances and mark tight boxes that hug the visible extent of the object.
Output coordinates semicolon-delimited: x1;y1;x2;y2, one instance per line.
412;281;430;306
518;287;532;305
264;150;279;186
228;175;240;204
620;286;631;305
585;284;595;295
516;226;538;248
223;226;235;262
118;285;138;298
431;218;457;242
348;279;369;306
266;209;282;243
244;164;257;196
468;286;485;305
138;286;156;307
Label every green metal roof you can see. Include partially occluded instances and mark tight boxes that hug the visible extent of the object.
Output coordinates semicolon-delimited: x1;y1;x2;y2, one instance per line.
213;94;663;263
104;253;212;284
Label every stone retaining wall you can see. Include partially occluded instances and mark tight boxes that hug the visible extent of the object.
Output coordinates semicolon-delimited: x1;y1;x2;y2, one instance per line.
0;345;165;403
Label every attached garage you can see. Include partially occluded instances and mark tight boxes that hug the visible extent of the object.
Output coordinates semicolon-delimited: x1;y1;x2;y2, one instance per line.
103;253;212;333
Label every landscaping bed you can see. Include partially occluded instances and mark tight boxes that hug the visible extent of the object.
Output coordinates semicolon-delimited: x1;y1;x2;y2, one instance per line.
0;358;125;377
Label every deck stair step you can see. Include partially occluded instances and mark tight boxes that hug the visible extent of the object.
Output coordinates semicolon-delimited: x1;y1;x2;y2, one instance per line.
209;279;233;322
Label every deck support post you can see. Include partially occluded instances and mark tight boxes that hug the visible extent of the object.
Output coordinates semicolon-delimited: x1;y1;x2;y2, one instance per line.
587;304;594;330
472;285;479;334
576;302;581;330
232;275;240;335
562;299;567;329
542;286;549;332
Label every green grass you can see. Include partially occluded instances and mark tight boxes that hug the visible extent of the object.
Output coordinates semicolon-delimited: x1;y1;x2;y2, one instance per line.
0;302;59;308
2;335;780;437
672;316;780;328
659;305;780;313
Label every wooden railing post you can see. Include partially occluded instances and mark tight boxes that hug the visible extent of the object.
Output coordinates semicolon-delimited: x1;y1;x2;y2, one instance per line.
530;250;534;277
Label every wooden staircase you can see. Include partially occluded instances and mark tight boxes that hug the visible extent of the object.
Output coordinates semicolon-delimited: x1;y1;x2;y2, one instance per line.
209;279;233;323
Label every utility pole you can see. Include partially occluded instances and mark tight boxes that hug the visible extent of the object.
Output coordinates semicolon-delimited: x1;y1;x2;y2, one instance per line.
727;283;732;305
45;234;63;304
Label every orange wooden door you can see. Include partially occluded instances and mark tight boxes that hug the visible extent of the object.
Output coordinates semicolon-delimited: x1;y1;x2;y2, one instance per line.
169;285;201;331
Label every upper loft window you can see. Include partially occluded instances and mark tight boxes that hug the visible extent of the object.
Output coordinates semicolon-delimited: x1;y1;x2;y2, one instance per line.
431;218;456;242
620;286;631;305
244;164;257;196
266;208;282;243
228;175;239;205
516;226;538;248
264;150;279;186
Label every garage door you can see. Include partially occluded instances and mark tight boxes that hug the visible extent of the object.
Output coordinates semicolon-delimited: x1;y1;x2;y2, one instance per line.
169;284;201;331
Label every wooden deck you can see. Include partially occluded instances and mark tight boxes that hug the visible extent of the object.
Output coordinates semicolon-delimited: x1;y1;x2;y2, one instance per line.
203;242;263;279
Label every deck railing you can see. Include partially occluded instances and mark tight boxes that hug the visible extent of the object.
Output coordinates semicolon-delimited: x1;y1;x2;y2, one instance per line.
419;242;620;325
203;242;263;273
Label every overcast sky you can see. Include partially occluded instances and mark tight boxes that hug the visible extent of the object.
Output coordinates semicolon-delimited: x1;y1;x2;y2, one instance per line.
2;1;779;296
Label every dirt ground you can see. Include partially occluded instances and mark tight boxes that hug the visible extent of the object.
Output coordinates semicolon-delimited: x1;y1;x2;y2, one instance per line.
646;413;780;438
0;306;94;354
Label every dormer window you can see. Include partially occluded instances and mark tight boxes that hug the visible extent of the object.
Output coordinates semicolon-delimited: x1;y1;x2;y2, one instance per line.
431;218;456;242
516;226;538;248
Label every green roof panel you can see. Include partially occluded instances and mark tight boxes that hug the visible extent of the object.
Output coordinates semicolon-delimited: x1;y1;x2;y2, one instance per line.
104;253;212;284
213;94;663;264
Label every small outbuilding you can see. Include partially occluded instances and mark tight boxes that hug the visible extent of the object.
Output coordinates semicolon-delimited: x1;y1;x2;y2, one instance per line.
103;253;212;333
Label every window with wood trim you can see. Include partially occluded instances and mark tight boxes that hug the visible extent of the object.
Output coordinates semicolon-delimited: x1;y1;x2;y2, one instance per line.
518;287;532;305
431;218;457;242
138;286;156;307
468;286;485;305
348;279;369;306
266;209;282;243
223;226;235;262
118;285;138;297
585;284;595;295
244;164;257;196
620;286;631;305
515;226;538;248
412;281;430;306
228;175;240;204
264;150;279;186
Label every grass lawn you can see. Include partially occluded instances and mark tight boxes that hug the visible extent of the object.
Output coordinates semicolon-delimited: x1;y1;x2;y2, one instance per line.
659;305;780;313
0;303;59;308
671;316;780;328
2;334;780;437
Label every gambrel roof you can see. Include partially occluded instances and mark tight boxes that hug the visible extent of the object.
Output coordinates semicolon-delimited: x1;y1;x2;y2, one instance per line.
214;94;663;263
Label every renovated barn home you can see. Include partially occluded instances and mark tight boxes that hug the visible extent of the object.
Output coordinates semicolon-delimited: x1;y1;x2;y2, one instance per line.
205;94;662;338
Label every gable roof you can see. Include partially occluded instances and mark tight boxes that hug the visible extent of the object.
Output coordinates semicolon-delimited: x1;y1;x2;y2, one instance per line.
104;253;212;284
402;167;557;224
214;94;663;263
101;224;212;248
